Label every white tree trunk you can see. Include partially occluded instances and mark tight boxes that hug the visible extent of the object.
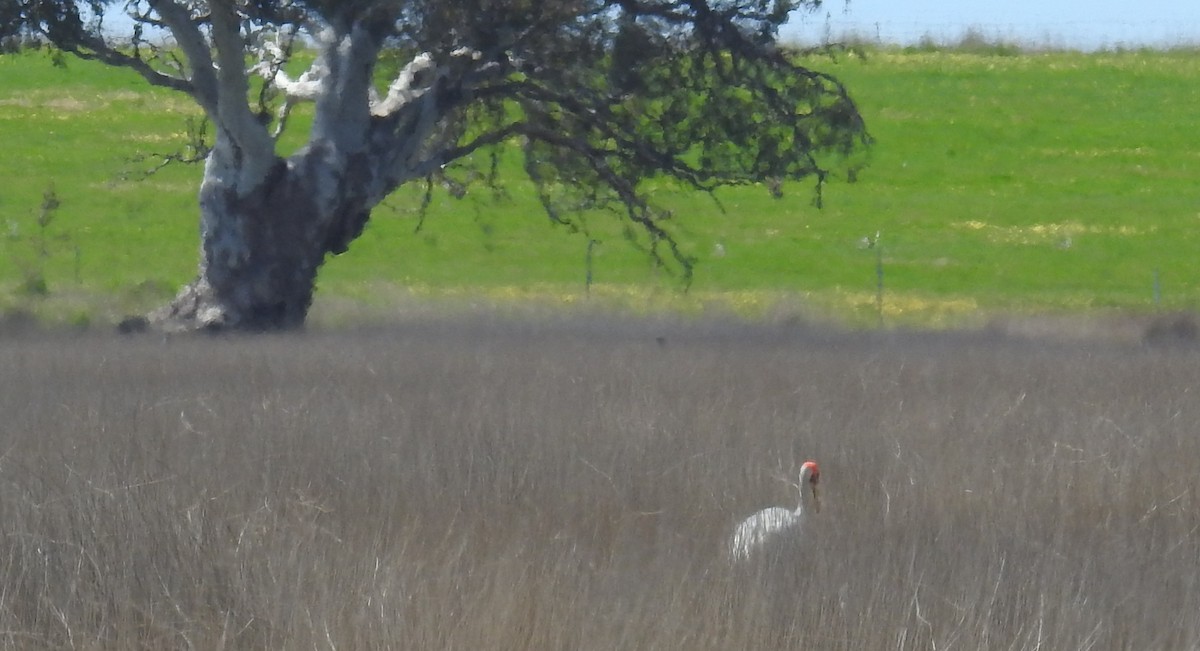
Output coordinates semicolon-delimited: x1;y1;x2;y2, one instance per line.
148;135;373;332
131;16;453;333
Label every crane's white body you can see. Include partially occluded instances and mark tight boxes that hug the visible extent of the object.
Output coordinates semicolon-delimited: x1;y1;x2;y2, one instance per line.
729;461;820;561
730;506;804;560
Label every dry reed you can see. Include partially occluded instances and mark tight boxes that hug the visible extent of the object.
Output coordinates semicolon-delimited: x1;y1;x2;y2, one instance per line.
1;315;1197;649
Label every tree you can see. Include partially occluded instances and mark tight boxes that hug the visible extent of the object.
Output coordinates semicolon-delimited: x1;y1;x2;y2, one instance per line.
8;0;869;332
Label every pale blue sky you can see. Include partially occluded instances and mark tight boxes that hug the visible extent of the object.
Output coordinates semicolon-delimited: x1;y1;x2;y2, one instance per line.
781;0;1200;50
100;2;1200;51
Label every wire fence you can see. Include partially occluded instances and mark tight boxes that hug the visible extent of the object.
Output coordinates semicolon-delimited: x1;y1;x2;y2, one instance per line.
782;17;1200;51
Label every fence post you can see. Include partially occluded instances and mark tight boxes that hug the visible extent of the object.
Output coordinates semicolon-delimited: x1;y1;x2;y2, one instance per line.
585;239;598;297
1153;268;1161;308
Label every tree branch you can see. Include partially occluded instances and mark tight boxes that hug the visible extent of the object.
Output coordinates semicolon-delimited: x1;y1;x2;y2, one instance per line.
514;122;694;283
208;0;272;159
251;29;326;102
123;116;212;180
502;80;719;192
371;52;437;117
311;21;391;143
64;39;194;95
147;0;219;113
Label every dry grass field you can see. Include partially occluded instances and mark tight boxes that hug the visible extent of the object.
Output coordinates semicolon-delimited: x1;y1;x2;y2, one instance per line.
1;315;1198;649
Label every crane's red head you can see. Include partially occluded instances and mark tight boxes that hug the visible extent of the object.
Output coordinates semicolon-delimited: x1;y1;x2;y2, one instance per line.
801;460;820;484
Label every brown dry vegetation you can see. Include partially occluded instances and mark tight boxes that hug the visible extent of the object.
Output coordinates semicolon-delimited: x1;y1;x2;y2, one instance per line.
1;315;1198;649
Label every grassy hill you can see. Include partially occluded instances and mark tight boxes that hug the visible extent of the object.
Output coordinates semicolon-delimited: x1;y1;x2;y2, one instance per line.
2;45;1199;327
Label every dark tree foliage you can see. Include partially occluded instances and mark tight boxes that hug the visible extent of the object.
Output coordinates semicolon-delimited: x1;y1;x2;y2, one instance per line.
0;0;34;45
4;0;869;328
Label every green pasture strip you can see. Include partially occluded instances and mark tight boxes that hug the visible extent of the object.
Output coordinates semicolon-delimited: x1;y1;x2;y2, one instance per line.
2;47;1200;327
813;50;1200;317
0;50;199;299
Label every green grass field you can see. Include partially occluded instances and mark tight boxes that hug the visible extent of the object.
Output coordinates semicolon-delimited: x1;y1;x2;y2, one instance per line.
2;45;1200;327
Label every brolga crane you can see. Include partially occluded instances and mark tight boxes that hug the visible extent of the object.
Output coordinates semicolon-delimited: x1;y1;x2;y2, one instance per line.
729;460;821;561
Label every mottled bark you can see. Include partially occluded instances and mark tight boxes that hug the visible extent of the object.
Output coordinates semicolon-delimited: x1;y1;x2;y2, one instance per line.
150;144;372;333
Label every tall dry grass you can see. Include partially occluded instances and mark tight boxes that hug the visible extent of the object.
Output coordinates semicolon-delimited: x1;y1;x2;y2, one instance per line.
1;316;1198;649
